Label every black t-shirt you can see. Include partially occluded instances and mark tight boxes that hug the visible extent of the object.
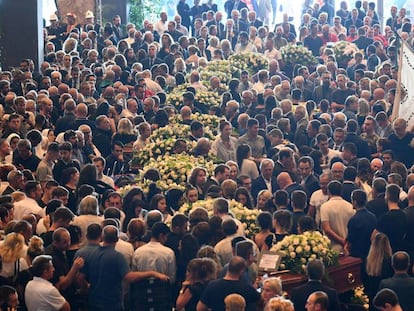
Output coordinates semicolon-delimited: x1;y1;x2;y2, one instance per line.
389;132;414;168
186;282;208;311
331;88;355;105
304;35;324;56
377;209;407;252
200;278;261;311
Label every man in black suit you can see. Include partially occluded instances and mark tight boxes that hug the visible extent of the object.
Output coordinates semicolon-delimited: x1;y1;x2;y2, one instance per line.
367;177;388;220
111;15;127;42
206;11;225;38
277;172;305;212
379;251;414;311
2;170;24;196
247;11;263;29
224;0;247;19
231;9;248;33
141;44;163;70
343;119;370;159
165;21;184;42
203;164;230;195
298;156;320;200
251;159;278;202
352;27;374;51
344;8;363;31
341;166;360;203
290;259;340;311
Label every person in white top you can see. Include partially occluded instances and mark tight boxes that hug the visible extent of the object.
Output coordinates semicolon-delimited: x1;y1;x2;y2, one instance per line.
154;11;168;34
25;255;74;311
13;181;45;220
320;181;355;252
308;173;330;229
235;32;257;53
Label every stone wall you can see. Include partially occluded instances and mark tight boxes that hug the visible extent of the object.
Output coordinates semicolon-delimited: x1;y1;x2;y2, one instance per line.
56;0;95;25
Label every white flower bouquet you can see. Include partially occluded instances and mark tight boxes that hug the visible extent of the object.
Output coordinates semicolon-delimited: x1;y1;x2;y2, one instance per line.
179;199;261;238
229;53;269;75
166;83;221;110
141;153;216;188
351;286;369;310
333;41;361;68
169;112;221;136
270;231;339;274
280;44;318;68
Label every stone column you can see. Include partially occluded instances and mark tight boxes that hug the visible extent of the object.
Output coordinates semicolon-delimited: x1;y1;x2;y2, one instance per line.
0;0;43;70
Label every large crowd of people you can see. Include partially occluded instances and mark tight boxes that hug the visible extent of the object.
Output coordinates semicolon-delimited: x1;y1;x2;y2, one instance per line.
0;0;413;310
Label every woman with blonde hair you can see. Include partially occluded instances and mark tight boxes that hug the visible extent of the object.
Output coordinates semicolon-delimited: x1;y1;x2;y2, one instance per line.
173;58;187;74
0;233;29;278
266;296;294;311
262;277;283;305
220;39;234;59
224;293;246;311
256;190;273;210
365;232;393;302
207;36;220;54
112;117;137;147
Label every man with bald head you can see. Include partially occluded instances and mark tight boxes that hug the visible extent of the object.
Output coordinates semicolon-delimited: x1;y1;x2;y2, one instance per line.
371;158;383;172
70;103;96;132
277;172;305;211
180;106;192;125
388;118;414;168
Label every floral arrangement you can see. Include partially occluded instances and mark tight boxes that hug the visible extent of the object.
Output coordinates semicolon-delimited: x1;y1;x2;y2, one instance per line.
179;199;261;238
199;60;238;84
229;53;269;75
195;90;221;108
169;112;222;136
350;286;369;310
141;153;216;188
132;121;219;167
166;84;221;110
280;44;318;68
333;41;361;68
116;184;136;197
270;231;339;274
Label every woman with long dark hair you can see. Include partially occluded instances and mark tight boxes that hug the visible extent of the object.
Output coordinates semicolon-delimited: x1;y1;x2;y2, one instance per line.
236;144;259;181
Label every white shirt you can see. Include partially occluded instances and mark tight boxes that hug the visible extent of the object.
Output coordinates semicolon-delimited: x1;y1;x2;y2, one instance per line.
14;197;45;220
25;277;67;311
154;20;167;34
234;43;257;54
115;239;134;268
320;196;355;252
309;189;329;229
133;241;176;284
72;214;104;245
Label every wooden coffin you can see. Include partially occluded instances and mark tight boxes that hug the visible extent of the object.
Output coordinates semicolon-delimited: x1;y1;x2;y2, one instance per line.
324;256;363;293
273;256;363;295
